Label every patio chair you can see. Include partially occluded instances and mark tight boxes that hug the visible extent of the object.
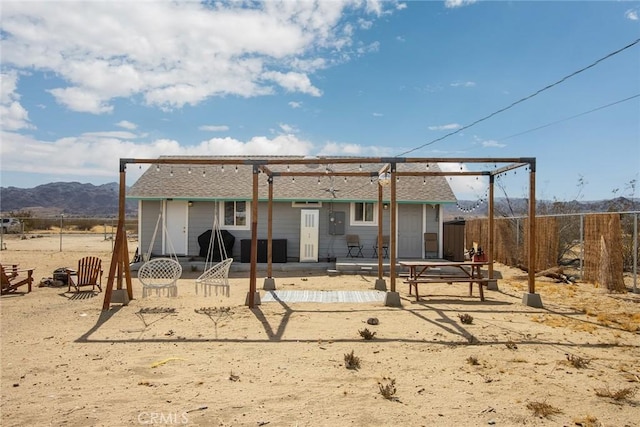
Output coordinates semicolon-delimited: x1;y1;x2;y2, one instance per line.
195;257;233;297
1;264;34;294
372;235;390;258
138;257;182;297
67;256;103;293
346;234;364;258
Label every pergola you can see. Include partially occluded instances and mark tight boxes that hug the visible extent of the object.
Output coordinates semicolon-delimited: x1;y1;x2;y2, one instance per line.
102;156;541;310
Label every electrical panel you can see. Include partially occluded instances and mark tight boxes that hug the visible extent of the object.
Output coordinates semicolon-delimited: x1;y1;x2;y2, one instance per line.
328;211;345;235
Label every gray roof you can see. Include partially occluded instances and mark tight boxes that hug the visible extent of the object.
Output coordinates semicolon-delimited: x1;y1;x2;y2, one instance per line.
127;156;457;203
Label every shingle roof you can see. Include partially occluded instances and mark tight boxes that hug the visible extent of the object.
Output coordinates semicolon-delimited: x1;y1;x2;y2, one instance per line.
127;156;457;203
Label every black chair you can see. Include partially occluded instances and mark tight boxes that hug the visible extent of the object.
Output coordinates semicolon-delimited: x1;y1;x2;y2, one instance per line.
346;234;364;258
372;235;389;258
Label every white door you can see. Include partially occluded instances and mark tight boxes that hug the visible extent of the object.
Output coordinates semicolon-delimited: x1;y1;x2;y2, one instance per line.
299;209;319;262
165;200;188;256
397;204;422;258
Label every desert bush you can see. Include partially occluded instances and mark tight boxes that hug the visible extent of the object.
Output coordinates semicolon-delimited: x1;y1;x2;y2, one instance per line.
526;401;562;418
344;350;361;370
378;377;396;400
566;353;591;369
358;328;376;340
594;386;637;401
458;313;473;324
466;356;479;365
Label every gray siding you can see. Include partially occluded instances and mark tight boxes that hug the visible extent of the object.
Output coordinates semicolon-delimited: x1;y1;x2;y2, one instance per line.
140;200;442;260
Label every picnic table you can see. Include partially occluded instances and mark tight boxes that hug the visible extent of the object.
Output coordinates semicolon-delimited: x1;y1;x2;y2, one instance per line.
399;260;490;301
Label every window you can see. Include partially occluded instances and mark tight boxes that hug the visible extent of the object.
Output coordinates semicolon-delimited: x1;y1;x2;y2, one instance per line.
291;201;322;208
350;202;377;226
222;201;250;229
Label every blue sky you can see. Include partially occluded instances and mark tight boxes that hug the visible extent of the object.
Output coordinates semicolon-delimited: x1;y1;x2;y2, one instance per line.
1;0;638;202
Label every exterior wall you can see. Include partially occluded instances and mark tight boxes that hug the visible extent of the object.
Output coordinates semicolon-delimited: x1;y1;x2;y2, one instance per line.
139;200;163;257
139;199;443;260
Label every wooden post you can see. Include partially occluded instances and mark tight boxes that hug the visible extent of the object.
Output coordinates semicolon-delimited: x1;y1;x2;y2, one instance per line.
267;176;273;279
248;164;259;308
102;162;133;310
377;182;384;280
390;163;397;293
528;164;536;294
488;174;495;279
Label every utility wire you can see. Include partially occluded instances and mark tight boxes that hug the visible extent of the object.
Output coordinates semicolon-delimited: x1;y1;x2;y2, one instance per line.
496;93;640;142
397;38;640;157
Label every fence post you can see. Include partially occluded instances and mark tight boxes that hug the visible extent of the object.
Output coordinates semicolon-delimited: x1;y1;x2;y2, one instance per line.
59;214;64;252
579;214;584;278
634;213;638;294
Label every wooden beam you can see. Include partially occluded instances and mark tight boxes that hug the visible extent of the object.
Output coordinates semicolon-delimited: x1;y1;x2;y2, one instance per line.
267;176;273;279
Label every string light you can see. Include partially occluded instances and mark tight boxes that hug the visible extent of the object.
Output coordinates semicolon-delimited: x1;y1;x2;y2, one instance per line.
188;167;192;174
292;177;295;183
156;164;160;172
344;176;347;183
426;163;429;170
287;165;290;172
221;165;225;173
170;167;173;177
358;164;362;171
423;177;426;185
235;165;238;173
202;168;206;177
370;178;373;185
317;177;321;185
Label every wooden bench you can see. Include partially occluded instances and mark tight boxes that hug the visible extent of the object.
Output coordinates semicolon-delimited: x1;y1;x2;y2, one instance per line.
403;277;490;301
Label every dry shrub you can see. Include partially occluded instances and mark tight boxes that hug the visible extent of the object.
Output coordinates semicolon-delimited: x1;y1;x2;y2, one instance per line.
359;328;376;340
565;353;591;369
466;356;479;366
458;313;474;324
378;377;397;400
594;386;637;401
344;350;361;370
526;401;562;418
505;340;518;350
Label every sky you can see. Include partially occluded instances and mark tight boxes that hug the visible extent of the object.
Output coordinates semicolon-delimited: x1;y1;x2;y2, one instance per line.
1;0;639;203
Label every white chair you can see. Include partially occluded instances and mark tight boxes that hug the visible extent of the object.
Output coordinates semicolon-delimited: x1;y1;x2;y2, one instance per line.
138;258;182;297
195;258;233;297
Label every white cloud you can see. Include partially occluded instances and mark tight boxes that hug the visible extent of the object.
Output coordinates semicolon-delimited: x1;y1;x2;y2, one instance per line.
279;123;298;134
288;101;303;109
116;120;137;130
450;81;476;88
1;1;393;113
372;112;383;117
481;139;506;148
199;125;230;132
0;71;33;131
81;131;139;139
438;162;488;199
262;71;322;96
625;9;639;20
428;123;461;131
444;0;478;9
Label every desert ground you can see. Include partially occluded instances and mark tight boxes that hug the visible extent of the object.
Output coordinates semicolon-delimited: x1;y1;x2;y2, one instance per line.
1;233;639;427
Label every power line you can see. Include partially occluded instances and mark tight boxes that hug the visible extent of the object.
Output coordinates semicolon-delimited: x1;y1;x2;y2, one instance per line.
496;93;640;142
397;37;640;157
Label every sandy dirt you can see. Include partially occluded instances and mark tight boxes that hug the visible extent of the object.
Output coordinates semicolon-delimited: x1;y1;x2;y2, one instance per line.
1;233;639;427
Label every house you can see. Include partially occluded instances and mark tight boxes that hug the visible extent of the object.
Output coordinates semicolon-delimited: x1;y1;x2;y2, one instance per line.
127;156;457;262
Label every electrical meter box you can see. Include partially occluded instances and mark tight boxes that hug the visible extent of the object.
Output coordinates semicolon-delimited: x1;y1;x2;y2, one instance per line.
328;211;345;235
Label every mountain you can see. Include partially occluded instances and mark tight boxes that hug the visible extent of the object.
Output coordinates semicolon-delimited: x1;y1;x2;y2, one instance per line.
444;196;639;220
0;182;137;217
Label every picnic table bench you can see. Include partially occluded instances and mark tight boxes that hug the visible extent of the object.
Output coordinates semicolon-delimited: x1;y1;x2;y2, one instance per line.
399;260;490;301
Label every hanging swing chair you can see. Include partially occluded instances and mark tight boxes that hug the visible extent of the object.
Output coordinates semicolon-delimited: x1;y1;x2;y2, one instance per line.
195;202;233;297
138;206;183;297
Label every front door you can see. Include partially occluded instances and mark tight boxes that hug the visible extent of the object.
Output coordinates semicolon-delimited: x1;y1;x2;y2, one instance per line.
299;209;319;262
165;200;188;255
397;204;422;258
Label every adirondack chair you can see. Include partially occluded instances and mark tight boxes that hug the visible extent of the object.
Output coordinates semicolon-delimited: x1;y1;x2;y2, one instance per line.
1;264;34;294
67;256;103;293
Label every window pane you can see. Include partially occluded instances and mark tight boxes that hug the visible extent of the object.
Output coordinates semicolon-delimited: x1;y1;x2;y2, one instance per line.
224;202;235;226
236;201;246;226
364;203;374;222
355;203;364;221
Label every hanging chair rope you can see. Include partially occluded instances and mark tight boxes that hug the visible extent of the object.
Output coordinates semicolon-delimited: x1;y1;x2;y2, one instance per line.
198;200;233;297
